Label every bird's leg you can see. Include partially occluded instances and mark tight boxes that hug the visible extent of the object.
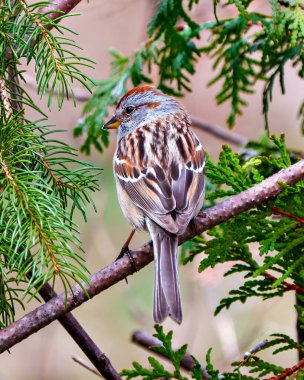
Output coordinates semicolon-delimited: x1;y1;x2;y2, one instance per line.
115;229;137;273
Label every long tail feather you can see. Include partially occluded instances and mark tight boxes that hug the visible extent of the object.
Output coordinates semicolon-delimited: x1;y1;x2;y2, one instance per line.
147;221;182;324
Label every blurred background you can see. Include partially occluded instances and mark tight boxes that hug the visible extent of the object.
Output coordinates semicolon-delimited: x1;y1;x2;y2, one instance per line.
1;0;303;378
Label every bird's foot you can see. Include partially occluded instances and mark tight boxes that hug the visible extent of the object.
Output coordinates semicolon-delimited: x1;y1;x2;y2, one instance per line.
115;246;137;285
116;246;137;271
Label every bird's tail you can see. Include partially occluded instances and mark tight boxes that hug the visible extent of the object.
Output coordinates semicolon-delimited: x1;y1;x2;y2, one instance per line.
147;221;182;324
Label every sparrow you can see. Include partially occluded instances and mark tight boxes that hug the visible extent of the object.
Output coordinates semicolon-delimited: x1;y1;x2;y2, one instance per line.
103;85;205;324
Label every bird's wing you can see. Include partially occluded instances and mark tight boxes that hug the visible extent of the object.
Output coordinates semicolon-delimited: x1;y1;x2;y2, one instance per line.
172;143;205;233
169;130;205;233
114;155;179;234
114;122;205;235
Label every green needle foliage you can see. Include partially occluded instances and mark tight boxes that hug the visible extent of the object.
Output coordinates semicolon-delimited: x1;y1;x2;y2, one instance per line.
121;325;304;379
0;0;99;327
77;0;303;153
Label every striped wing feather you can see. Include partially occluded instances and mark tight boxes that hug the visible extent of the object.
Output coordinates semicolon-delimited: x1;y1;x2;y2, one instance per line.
114;118;205;234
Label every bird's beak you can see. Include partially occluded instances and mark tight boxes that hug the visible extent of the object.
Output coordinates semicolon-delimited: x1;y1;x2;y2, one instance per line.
103;115;121;130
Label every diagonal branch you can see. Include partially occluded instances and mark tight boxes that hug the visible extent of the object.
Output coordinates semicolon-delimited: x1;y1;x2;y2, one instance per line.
0;160;303;353
263;271;304;296
191;116;248;146
38;282;121;380
37;0;83;25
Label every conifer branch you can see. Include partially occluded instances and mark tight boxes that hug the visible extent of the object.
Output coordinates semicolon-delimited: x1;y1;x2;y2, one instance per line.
0;153;60;273
19;0;62;71
24;74;91;101
0;159;303;353
131;330;210;379
5;0;83;60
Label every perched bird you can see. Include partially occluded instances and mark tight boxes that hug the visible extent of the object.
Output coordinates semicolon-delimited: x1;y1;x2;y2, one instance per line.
104;85;205;324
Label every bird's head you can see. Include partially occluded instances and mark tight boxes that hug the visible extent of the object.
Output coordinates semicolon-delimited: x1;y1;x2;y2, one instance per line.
103;85;187;139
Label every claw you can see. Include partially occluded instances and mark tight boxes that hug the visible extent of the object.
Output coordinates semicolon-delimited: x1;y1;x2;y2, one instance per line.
115;229;137;283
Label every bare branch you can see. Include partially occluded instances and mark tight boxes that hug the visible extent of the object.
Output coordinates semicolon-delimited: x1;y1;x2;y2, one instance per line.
0;159;303;353
38;0;83;25
72;356;103;378
37;282;121;380
191;116;248;146
132;330;210;379
23;74;91;101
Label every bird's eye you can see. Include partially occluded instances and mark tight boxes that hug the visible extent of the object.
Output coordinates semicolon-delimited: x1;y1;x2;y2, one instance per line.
125;105;135;114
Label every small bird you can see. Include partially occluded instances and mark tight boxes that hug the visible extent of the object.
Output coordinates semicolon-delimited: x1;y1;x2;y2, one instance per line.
104;85;205;324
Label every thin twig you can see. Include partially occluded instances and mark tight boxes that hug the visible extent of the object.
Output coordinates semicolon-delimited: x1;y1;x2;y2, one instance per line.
132;330;210;379
272;206;304;224
263;272;304;295
7;65;23;113
0;160;303;353
0;77;12;117
243;339;269;359
38;0;83;25
265;358;304;380
34;280;122;379
191;116;248;146
72;355;103;378
23;74;91;101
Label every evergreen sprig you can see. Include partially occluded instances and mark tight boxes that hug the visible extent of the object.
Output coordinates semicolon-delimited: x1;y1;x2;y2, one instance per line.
2;0;94;109
121;325;304;379
181;134;304;315
121;325;190;380
0;0;99;327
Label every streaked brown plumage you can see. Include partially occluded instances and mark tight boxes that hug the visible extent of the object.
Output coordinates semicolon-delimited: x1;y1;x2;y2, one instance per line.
104;85;205;324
